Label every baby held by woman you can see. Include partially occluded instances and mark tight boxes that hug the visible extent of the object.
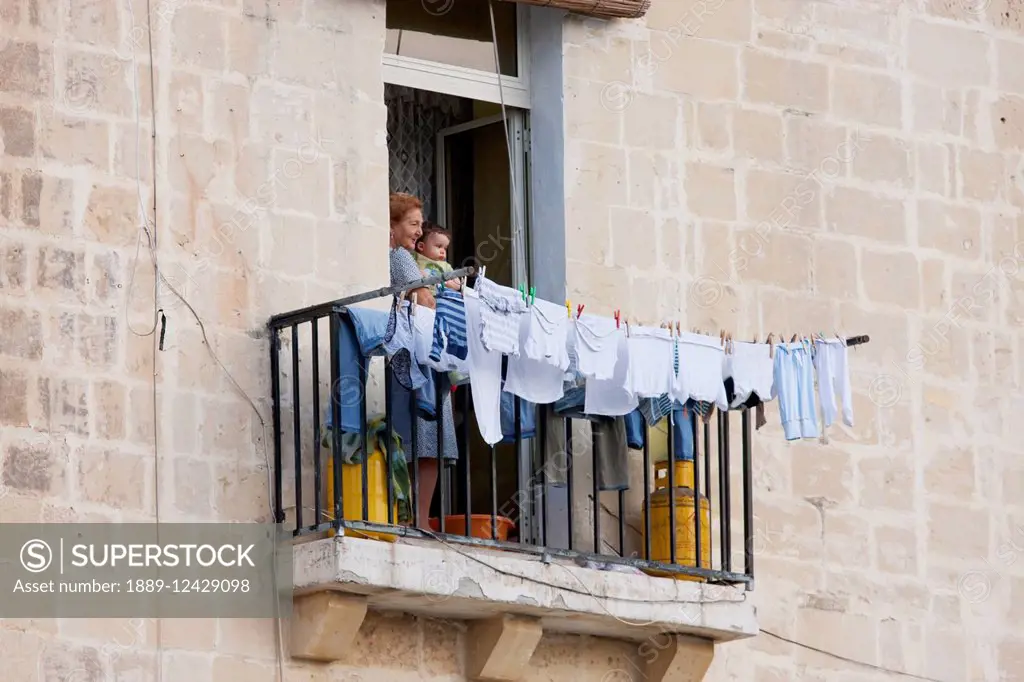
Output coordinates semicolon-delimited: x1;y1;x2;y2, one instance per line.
414;222;461;293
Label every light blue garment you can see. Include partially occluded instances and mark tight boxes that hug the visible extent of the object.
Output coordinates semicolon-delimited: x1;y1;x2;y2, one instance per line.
773;342;819;441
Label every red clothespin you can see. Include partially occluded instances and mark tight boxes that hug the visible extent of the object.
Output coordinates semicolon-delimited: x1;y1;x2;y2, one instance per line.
576;304;585;319
614;309;621;328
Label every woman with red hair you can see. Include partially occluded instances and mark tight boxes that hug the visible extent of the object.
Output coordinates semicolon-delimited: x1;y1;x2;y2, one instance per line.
388;192;456;527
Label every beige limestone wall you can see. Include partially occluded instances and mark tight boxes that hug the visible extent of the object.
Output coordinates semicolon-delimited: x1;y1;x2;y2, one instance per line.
4;0;1023;680
564;0;1024;680
0;0;648;680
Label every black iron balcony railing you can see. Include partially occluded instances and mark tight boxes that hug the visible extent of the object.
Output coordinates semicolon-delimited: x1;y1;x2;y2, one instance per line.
269;269;757;586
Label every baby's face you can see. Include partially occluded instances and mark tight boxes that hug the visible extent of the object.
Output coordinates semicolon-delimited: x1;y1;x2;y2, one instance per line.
418;233;449;262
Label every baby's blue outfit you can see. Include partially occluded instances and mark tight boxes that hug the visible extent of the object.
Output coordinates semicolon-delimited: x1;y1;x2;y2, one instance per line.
773;341;818;441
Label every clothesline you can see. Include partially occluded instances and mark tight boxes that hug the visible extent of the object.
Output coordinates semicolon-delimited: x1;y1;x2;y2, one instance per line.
402;274;869;450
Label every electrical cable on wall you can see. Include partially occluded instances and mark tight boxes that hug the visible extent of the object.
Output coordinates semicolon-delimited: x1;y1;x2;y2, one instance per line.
122;0;285;678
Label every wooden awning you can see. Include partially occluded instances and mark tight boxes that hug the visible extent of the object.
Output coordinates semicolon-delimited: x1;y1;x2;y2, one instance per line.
499;0;651;20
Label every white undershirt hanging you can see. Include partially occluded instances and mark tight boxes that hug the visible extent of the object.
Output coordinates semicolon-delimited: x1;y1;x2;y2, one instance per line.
672;332;729;411
726;341;775;407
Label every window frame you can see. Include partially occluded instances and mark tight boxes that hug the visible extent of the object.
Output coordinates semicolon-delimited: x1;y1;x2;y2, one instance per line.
382;3;532;110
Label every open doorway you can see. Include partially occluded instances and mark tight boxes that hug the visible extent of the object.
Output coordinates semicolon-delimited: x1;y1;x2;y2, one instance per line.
385;83;531;538
386;85;527;287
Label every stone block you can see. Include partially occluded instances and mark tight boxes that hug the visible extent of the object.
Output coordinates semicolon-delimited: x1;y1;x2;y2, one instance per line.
289;592;368;662
36;245;86;301
851;134;911;187
917;199;982;259
998;39;1024;95
912;83;964;136
92;379;126;440
610;207;656;270
77;446;149;510
874;525;918;575
745;168;822;232
169;69;204;133
928;503;989;558
3;440;60;494
652;37;739;100
642;634;714;682
831;67;902;128
908;19;989;87
825;185;907;245
85;184;143;247
694;102;730;152
0;305;42;359
35;376;89;436
0;367;29;427
783;116;848;175
272;24;339;89
744;48;828;113
0;41;51;96
40;111;110;168
0;238;27;292
0;106;34;157
733;108;783;163
172;5;227;70
22;173;75;234
994;96;1024;150
66;0;121;45
228;15;272;76
858;456;915;511
625;93;680;150
466;615;543;682
251;86;314;147
686;162;737;221
860;248;921;309
63;50;134;117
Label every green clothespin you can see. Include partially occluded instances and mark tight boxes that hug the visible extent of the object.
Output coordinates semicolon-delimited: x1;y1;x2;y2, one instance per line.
519;284;526;303
529;286;536;305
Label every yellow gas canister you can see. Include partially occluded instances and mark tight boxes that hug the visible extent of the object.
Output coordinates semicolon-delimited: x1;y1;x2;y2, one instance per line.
324;449;399;542
654;460;695;491
642;461;711;581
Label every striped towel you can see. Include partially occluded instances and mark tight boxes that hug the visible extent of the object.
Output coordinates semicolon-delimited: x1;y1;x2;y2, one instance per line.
429;288;468;362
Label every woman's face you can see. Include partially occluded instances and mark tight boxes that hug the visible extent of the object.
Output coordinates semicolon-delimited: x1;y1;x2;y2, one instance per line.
391;208;423;250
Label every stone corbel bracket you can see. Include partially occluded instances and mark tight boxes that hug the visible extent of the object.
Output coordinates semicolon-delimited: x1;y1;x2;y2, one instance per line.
288;590;714;682
288;591;368;662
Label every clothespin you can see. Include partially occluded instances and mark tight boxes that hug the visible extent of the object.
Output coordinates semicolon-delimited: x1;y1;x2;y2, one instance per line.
519;284;526;302
577;304;585;319
479;266;487;279
766;332;774;358
614;309;621;328
529;287;536;305
566;299;572;318
675;321;681;337
410;292;418;316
